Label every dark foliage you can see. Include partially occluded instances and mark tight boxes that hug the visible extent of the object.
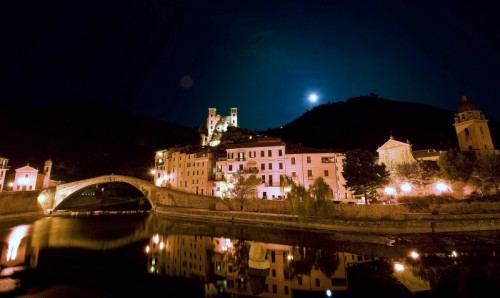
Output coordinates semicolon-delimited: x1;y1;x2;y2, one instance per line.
0;101;199;182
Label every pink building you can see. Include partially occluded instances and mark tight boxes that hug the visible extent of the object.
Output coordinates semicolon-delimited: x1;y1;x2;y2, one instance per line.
12;160;56;191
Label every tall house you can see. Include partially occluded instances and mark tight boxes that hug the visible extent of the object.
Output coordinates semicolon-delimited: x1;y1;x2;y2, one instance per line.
214;137;286;199
454;96;497;154
202;107;238;147
0;157;9;191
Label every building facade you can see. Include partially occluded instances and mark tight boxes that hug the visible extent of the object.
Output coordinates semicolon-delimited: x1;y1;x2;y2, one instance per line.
0;157;9;191
12;160;56;191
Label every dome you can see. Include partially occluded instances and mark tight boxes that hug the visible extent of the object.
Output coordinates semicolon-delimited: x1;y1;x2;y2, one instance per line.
457;95;477;112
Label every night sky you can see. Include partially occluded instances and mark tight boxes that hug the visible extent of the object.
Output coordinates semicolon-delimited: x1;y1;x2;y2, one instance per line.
2;0;500;131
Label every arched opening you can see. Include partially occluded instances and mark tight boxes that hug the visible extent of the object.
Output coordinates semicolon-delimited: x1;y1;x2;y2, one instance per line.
54;182;152;212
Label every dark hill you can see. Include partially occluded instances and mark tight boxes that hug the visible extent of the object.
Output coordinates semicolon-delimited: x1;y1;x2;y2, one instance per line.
0;102;199;182
263;95;500;152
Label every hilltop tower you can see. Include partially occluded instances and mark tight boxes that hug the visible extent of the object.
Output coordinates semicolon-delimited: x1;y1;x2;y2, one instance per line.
230;107;238;127
453;96;497;154
201;107;239;147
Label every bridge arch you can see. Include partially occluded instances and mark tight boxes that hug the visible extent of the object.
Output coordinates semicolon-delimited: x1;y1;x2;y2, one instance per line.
51;175;158;211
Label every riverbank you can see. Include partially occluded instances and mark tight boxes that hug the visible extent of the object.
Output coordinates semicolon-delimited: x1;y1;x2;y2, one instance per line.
154;204;500;234
4;190;500;234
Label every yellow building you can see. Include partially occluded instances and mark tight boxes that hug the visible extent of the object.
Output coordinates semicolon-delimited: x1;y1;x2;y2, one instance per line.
376;136;416;171
454;95;498;154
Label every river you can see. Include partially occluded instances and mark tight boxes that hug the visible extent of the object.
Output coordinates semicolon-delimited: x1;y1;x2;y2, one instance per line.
1;213;500;297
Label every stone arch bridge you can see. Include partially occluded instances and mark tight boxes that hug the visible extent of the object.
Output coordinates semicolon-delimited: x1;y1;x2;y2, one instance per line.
39;175;162;212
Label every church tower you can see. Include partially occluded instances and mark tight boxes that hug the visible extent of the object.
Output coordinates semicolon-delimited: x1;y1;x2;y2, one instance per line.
43;159;53;188
454;96;497;154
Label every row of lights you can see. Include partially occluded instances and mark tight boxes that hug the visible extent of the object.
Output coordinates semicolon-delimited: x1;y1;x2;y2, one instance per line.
384;182;452;196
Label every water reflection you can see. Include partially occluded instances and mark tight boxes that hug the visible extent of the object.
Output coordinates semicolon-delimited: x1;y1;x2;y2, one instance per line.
1;214;500;297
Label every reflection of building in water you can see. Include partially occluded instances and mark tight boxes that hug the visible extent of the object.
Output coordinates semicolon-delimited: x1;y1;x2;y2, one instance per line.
145;233;220;297
214;241;351;297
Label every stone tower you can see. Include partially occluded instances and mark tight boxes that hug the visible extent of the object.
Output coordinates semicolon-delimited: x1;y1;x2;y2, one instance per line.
453;96;496;153
230;107;238;127
43;159;53;188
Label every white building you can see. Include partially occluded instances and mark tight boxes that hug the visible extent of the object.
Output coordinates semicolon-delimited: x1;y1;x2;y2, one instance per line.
201;107;238;147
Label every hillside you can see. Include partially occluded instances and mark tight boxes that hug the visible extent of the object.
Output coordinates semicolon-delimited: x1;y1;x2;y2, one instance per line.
2;95;499;183
0;102;199;182
263;95;500;152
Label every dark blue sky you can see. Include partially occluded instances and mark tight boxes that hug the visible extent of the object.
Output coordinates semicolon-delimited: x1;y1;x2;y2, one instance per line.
2;0;500;130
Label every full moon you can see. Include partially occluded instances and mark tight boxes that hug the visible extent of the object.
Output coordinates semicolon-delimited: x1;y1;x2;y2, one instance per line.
308;93;318;103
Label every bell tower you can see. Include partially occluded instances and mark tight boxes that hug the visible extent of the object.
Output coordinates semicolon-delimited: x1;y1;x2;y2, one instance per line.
453;96;496;153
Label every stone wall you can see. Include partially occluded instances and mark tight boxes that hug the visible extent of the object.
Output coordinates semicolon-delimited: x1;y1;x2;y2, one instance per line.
0;191;44;215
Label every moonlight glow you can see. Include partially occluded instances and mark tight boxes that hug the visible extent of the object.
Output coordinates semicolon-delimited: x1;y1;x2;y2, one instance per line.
308;93;318;103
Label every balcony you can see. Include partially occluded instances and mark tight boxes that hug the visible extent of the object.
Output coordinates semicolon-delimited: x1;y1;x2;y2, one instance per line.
236;158;246;161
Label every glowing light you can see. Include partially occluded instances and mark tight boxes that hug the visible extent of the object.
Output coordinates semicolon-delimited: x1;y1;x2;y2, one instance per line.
150;169;156;175
401;183;412;193
159;242;165;250
326;289;332;297
308;93;318;103
153;234;160;244
435;182;450;193
145;245;150;253
18;177;31;186
384;186;396;195
451;250;458;258
155;178;163;187
287;254;294;261
284;186;292;193
409;250;420;260
394;262;405;272
8;182;13;187
6;225;30;261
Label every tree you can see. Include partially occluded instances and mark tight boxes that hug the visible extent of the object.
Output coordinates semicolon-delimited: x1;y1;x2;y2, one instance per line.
438;149;475;183
470;153;500;196
393;160;439;195
310;177;332;201
221;170;261;207
342;149;390;204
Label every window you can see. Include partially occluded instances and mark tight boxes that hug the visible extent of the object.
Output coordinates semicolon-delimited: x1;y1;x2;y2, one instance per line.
279;162;283;170
228;153;234;159
268;150;272;157
271;251;276;262
238;152;245;160
307;156;311;163
285;286;289;295
298;276;303;285
261;163;265;170
315;278;320;287
229;165;233;171
324;170;329;177
278;149;283;156
262;175;266;183
250;151;256;158
272;284;277;293
291;157;296;165
269;175;273;186
239;164;243;171
268;163;272;170
292;172;297;177
217;165;222;172
308;169;313;179
261;151;265;157
272;269;276;277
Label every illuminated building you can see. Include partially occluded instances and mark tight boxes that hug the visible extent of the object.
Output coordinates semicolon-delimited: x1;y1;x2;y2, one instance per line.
376;135;416;171
154;108;352;201
201;107;238;147
214;137;286;199
285;145;355;202
0;156;9;191
454;95;498;154
12;160;56;191
153;146;215;196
